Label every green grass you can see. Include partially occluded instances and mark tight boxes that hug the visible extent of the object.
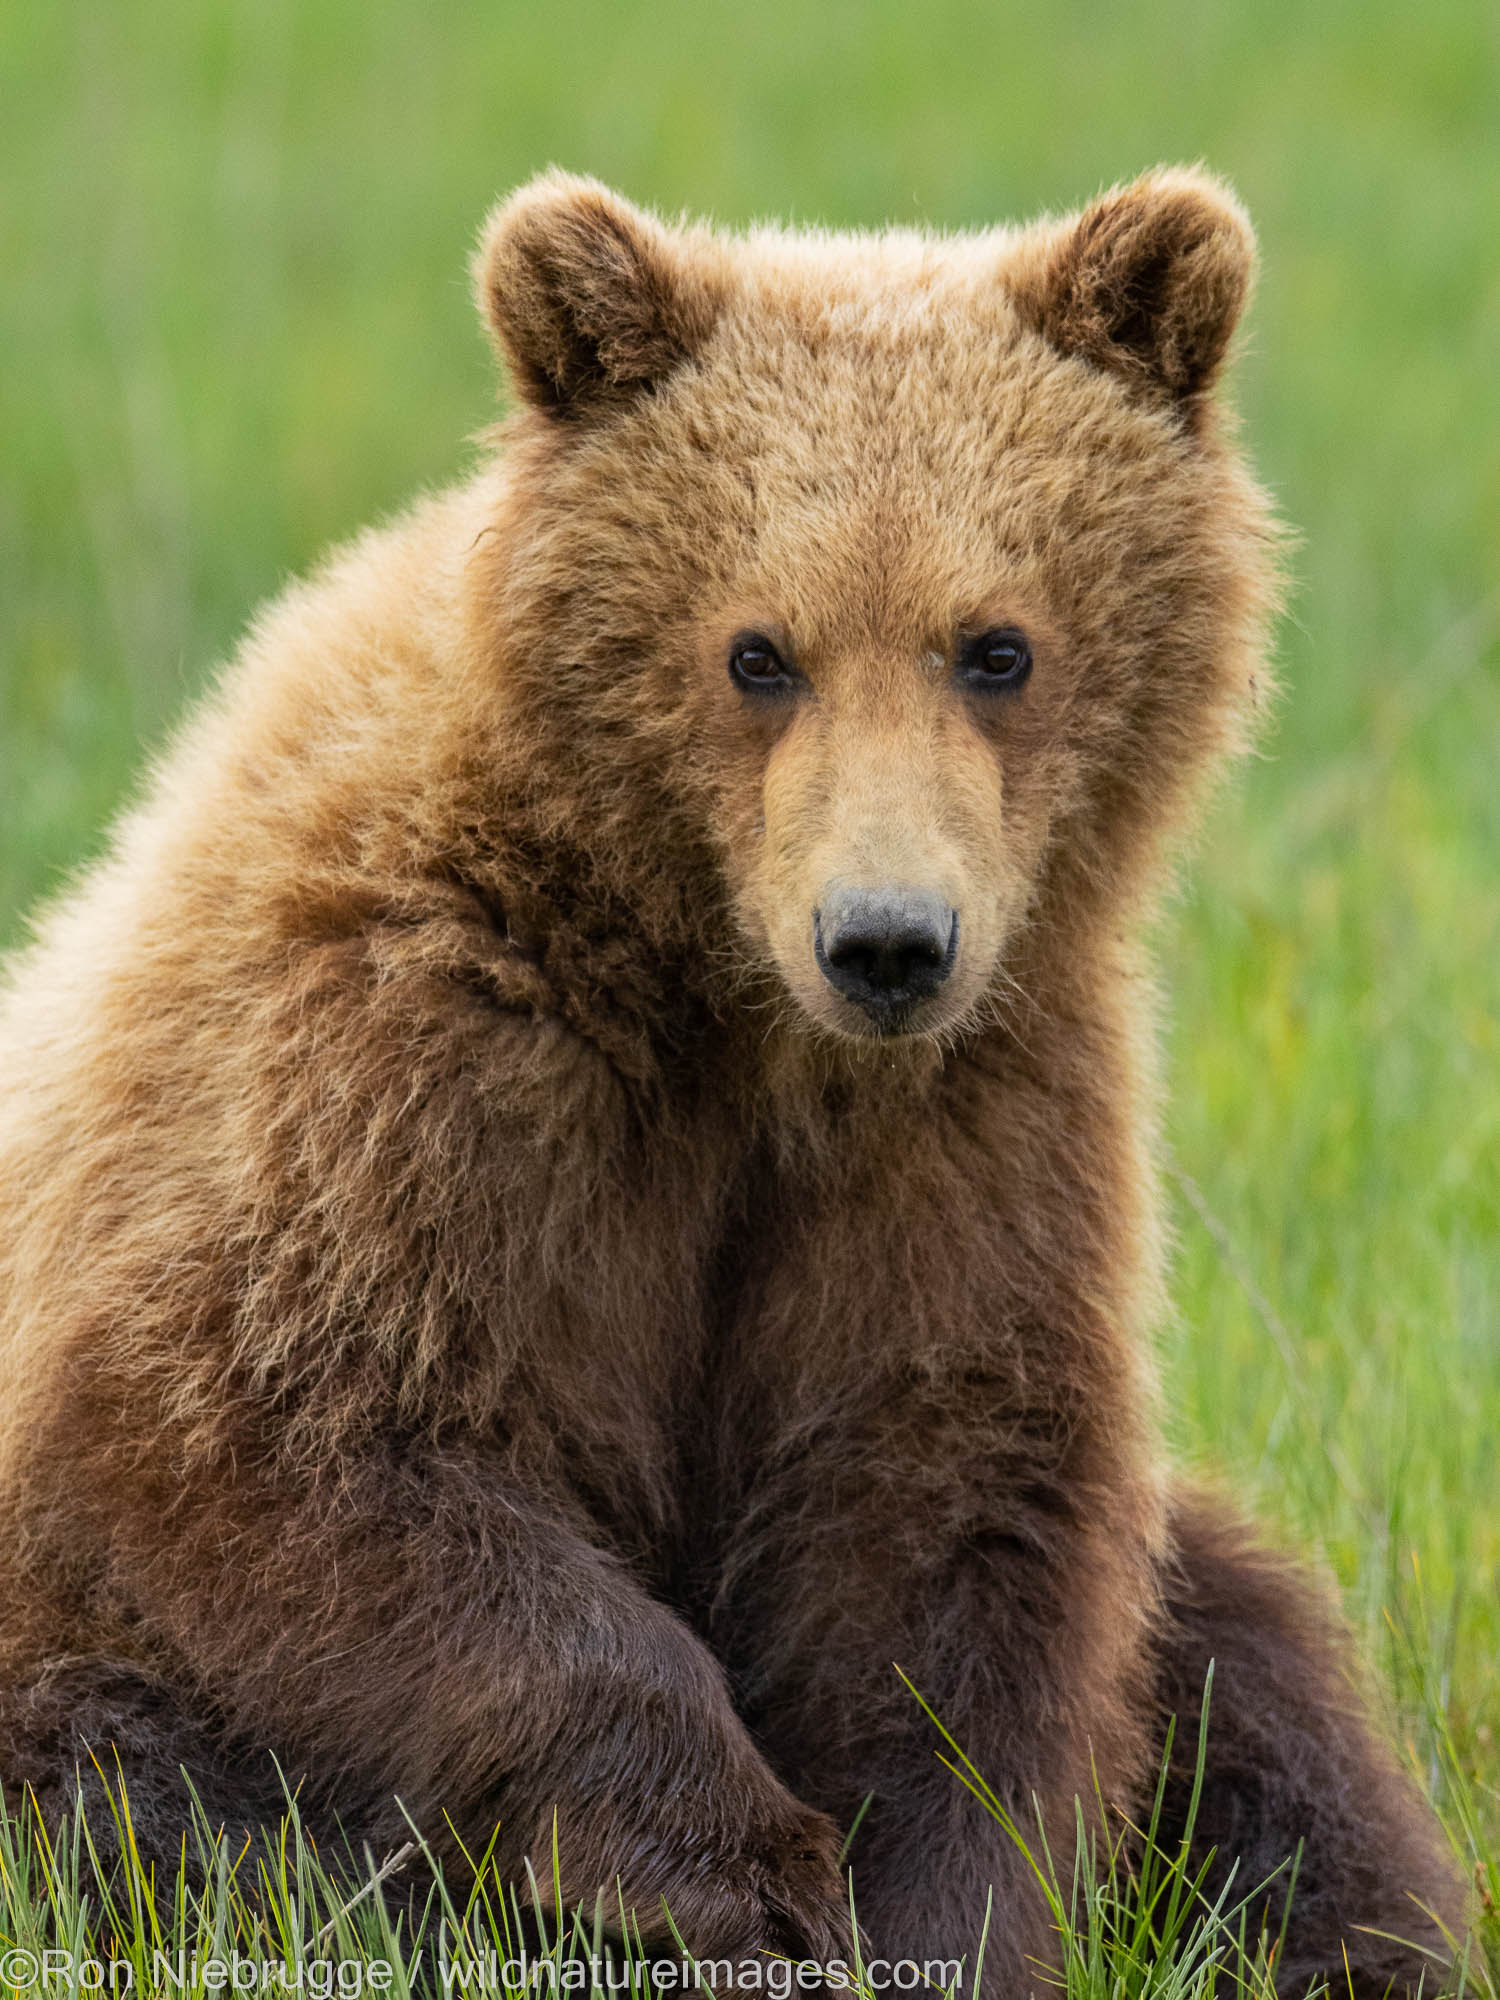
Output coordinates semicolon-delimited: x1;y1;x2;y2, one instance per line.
1;0;1496;1985
0;1695;1473;2000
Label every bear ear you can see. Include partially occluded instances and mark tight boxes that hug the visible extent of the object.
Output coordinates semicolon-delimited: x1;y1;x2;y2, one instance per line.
474;172;721;420
1007;168;1255;419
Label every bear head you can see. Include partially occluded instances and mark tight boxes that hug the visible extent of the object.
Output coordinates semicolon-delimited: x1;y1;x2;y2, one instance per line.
473;171;1280;1048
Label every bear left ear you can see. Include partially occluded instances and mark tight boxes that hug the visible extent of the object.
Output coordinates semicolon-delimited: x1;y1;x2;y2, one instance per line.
1007;168;1255;420
475;171;723;420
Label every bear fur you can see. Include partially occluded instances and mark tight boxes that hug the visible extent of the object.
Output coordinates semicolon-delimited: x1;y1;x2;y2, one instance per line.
0;169;1465;1992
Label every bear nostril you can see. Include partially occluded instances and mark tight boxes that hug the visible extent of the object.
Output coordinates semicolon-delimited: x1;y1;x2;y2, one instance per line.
828;935;938;986
814;889;958;1024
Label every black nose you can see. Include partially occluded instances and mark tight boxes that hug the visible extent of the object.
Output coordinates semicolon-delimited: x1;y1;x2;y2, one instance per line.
814;887;958;1023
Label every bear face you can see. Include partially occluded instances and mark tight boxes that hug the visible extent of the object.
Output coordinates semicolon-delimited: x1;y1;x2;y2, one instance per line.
475;173;1280;1048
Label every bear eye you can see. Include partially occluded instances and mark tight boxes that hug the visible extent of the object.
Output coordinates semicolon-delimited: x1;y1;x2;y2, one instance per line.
728;632;795;695
957;628;1033;693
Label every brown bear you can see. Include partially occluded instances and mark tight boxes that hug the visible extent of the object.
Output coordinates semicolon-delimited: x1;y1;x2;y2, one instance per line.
0;169;1466;1993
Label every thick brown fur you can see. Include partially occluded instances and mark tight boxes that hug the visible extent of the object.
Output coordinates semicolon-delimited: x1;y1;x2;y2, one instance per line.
0;170;1464;1991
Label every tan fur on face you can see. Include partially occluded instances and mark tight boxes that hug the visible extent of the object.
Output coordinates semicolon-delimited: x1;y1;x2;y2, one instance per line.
473;171;1280;1051
748;656;1015;1043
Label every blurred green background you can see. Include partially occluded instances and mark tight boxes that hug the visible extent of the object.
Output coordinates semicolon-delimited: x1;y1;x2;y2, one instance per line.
3;0;1497;1861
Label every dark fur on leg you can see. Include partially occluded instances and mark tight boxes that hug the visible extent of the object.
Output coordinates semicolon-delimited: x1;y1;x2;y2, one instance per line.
1156;1489;1467;1998
0;1657;325;1885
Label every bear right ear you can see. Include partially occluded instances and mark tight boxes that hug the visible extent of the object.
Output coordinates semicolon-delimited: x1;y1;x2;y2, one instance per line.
475;172;722;421
1006;168;1255;422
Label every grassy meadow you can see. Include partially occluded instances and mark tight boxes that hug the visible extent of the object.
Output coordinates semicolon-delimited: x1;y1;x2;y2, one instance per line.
2;0;1496;1987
